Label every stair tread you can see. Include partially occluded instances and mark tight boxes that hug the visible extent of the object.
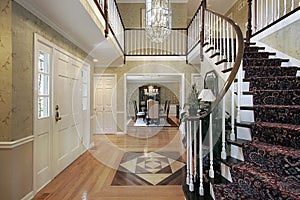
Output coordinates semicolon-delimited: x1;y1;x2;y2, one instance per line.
221;67;233;73
227;138;251;147
254;121;300;131
220;156;243;167
236;121;253;128
241;105;300;109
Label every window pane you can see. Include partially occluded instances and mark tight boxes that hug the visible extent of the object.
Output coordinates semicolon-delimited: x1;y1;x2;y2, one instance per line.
38;51;49;73
82;97;88;111
38;74;49;95
82;83;88;97
38;97;49;119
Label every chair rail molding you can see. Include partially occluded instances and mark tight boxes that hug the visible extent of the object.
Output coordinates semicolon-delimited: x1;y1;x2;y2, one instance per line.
0;135;34;149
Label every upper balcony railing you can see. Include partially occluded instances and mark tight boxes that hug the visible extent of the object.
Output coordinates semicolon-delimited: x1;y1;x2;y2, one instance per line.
94;0;125;53
246;0;300;41
125;28;187;56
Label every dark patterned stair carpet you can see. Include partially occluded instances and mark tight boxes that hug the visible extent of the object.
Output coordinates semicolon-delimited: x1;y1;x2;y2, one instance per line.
213;44;300;200
252;122;300;149
243;58;288;66
244;66;299;78
252;89;300;105
249;76;300;90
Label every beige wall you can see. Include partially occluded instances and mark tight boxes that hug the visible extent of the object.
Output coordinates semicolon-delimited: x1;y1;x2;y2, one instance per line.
260;19;300;60
118;3;188;28
0;0;13;141
225;0;248;36
95;60;199;131
0;2;93;199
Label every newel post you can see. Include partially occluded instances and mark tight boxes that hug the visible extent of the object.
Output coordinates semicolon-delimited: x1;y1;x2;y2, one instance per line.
246;0;252;44
104;0;109;38
200;0;206;61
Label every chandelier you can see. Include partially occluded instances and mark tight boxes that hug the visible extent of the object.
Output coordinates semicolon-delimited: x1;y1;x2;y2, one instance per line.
144;86;159;97
145;0;172;43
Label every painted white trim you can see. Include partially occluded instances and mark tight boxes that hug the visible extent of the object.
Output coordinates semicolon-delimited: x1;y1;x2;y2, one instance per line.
116;111;125;114
89;142;95;149
21;191;34;200
117;0;188;3
126;56;186;61
0;135;34;149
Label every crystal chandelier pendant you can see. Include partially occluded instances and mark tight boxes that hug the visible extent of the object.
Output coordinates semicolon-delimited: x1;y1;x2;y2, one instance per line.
145;0;172;43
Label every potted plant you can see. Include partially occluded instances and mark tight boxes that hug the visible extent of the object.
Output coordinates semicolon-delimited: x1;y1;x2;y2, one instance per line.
188;84;200;116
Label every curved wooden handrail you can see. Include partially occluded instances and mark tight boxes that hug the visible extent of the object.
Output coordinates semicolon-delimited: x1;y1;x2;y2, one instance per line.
188;8;244;120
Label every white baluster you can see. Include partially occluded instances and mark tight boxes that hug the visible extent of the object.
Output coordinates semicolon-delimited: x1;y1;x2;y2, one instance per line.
221;97;227;160
226;22;230;63
265;0;269;26
292;0;295;10
193;120;197;182
237;57;242;123
186;121;190;185
260;0;264;30
209;112;214;178
188;120;194;192
230;84;235;141
199;119;204;196
284;0;287;15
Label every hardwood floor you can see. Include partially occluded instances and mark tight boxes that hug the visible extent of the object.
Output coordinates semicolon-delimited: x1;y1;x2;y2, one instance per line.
33;122;185;200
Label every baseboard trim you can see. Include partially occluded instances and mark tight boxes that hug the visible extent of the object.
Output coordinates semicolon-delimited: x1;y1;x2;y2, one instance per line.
0;135;34;149
21;190;34;200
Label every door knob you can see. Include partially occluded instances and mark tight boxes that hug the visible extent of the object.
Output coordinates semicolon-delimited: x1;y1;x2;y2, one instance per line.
55;105;62;122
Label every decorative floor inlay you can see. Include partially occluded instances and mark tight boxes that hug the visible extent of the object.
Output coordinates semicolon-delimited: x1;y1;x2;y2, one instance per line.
112;151;185;186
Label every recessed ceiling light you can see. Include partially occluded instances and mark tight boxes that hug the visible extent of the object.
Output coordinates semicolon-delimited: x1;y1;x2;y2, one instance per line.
93;58;98;63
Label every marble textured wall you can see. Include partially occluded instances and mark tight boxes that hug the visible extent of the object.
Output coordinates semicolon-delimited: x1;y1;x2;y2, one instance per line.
94;60;199;131
260;19;300;60
0;0;13;141
118;3;188;28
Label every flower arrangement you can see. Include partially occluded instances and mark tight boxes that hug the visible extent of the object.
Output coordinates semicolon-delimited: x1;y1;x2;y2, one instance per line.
188;84;200;115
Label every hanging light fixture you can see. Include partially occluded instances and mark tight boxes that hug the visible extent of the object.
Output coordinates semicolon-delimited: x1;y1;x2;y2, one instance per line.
145;0;172;43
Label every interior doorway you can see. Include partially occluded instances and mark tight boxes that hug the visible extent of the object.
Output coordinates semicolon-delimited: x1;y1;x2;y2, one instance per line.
93;74;117;134
124;73;185;133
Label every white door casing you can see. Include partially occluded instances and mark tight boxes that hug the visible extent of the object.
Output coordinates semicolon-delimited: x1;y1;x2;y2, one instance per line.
33;37;53;192
94;75;116;134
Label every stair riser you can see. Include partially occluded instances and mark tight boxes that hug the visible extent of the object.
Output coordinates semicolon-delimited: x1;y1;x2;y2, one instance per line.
236;127;252;140
239;110;254;122
221;163;233;182
240;95;253;106
230;145;244;161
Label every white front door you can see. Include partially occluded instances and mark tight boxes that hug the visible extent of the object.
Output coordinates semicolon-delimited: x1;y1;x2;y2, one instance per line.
34;34;90;193
52;51;83;176
94;75;116;134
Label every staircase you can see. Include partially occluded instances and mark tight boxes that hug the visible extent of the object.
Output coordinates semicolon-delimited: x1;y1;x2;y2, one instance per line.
213;44;300;199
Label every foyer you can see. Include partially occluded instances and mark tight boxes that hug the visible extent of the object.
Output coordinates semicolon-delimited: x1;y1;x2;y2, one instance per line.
33;127;186;200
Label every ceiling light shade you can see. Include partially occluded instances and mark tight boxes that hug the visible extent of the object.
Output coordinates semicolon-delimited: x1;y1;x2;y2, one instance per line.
198;89;216;102
145;0;172;43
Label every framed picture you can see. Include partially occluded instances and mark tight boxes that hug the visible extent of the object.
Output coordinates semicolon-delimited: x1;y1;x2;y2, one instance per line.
141;9;145;28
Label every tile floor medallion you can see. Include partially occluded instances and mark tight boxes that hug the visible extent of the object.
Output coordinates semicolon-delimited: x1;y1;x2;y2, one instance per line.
112;151;186;185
